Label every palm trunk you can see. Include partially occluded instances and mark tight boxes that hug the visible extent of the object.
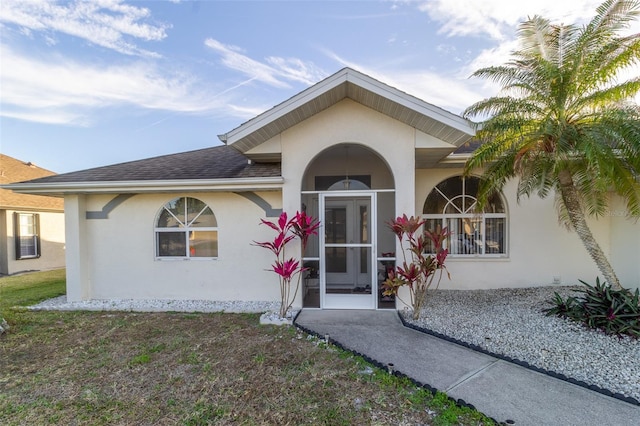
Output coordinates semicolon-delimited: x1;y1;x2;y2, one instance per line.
558;170;622;290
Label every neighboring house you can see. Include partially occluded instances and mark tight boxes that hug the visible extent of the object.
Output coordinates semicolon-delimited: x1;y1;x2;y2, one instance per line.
7;68;639;309
0;154;65;275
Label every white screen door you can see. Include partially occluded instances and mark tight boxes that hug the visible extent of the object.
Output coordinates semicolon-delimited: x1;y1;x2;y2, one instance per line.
321;193;375;309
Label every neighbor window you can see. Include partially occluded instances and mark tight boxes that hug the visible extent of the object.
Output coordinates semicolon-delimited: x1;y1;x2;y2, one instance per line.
15;212;40;259
155;197;218;259
422;176;507;256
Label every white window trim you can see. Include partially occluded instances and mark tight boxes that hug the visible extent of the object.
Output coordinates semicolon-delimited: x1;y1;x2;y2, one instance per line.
422;177;508;258
15;212;40;260
154;197;219;260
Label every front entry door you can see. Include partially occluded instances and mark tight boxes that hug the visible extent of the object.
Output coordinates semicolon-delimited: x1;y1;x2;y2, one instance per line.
322;194;375;309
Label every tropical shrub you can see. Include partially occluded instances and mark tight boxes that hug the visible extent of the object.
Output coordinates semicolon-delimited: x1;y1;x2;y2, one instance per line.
254;211;320;319
381;215;451;320
544;278;640;338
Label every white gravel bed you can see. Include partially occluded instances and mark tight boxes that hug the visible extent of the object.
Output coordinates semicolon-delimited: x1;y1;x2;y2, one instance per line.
402;286;640;403
29;295;281;314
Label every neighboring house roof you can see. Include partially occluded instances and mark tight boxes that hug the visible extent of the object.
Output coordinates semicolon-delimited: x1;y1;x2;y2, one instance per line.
0;154;64;211
220;67;476;160
6;145;282;196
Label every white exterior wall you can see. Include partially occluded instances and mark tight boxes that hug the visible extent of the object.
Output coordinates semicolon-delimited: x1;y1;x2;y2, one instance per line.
2;208;65;275
610;196;640;291
66;191;283;301
415;169;609;289
65;195;90;301
61;96;637;303
280;99;414;215
279;99;415;306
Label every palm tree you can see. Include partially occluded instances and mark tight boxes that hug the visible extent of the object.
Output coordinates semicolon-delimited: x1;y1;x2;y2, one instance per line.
463;0;640;290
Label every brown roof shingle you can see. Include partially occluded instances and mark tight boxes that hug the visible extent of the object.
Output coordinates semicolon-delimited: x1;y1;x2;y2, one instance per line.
21;145;281;185
0;154;64;211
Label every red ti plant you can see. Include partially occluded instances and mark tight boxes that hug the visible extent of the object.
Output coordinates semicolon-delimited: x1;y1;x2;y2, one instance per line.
382;214;451;320
254;211;320;319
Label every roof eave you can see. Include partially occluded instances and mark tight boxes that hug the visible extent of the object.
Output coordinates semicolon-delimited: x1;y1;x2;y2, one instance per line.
220;68;476;152
4;177;284;197
438;153;472;166
0;204;65;212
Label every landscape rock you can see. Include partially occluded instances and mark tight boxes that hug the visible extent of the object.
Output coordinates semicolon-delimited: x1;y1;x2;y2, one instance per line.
404;286;640;403
0;318;8;335
259;311;293;326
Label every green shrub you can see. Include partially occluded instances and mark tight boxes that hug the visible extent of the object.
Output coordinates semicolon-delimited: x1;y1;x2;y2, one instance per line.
544;278;640;338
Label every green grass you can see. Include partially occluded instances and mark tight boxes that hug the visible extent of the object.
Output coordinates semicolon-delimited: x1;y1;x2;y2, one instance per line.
0;270;494;425
0;269;66;314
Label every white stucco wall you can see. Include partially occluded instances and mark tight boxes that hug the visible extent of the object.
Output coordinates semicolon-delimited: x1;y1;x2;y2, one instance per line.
279;99;415;306
66;191;285;302
63;96;636;306
610;196;640;291
2;208;65;275
279;99;414;218
415;169;610;289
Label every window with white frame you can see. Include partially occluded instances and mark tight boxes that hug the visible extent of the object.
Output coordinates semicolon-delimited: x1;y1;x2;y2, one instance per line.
15;212;40;259
155;197;218;259
422;176;507;256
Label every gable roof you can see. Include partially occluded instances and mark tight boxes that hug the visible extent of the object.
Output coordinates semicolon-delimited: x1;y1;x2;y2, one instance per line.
6;146;282;196
0;154;64;211
219;67;475;156
7;68;476;196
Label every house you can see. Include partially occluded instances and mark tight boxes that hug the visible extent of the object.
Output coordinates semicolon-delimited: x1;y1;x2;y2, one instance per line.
0;154;65;275
6;68;639;310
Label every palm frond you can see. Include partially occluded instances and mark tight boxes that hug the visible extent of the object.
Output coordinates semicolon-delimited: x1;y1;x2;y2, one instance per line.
585;0;640;38
465;0;640;223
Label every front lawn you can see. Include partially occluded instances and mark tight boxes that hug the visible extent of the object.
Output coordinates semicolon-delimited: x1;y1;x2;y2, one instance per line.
0;271;493;425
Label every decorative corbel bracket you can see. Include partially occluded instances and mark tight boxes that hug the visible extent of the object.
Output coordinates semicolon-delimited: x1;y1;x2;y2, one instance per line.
234;192;282;217
86;194;135;219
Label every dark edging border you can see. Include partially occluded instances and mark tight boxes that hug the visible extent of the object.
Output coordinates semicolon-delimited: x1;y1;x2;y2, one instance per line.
292;314;503;426
397;311;640;407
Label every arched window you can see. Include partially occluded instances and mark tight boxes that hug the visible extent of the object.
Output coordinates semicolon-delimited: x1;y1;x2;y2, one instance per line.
422;176;507;256
155;197;218;259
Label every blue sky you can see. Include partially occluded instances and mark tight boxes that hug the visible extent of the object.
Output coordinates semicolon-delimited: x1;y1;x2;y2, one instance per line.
1;0;637;174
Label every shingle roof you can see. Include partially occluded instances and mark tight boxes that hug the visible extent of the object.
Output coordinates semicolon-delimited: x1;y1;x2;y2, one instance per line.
453;139;481;154
21;145;281;185
0;154;64;211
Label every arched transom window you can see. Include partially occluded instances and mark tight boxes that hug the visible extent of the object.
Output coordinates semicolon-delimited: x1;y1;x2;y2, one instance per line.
422;176;507;256
155;197;218;259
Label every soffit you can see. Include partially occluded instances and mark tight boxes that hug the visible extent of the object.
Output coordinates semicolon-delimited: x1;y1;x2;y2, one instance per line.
416;139;481;168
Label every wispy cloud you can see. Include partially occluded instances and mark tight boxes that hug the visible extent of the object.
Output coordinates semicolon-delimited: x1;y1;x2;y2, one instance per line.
0;44;231;125
419;0;640;105
323;51;484;114
418;0;602;40
204;38;327;88
0;0;169;57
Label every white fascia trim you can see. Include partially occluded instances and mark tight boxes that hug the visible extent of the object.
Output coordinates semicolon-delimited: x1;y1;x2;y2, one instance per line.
0;205;65;212
438;153;472;165
221;70;348;144
5;177;284;195
220;68;475;146
346;71;475;136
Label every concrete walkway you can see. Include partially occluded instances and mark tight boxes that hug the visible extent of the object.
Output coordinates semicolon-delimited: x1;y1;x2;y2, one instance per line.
294;309;640;426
